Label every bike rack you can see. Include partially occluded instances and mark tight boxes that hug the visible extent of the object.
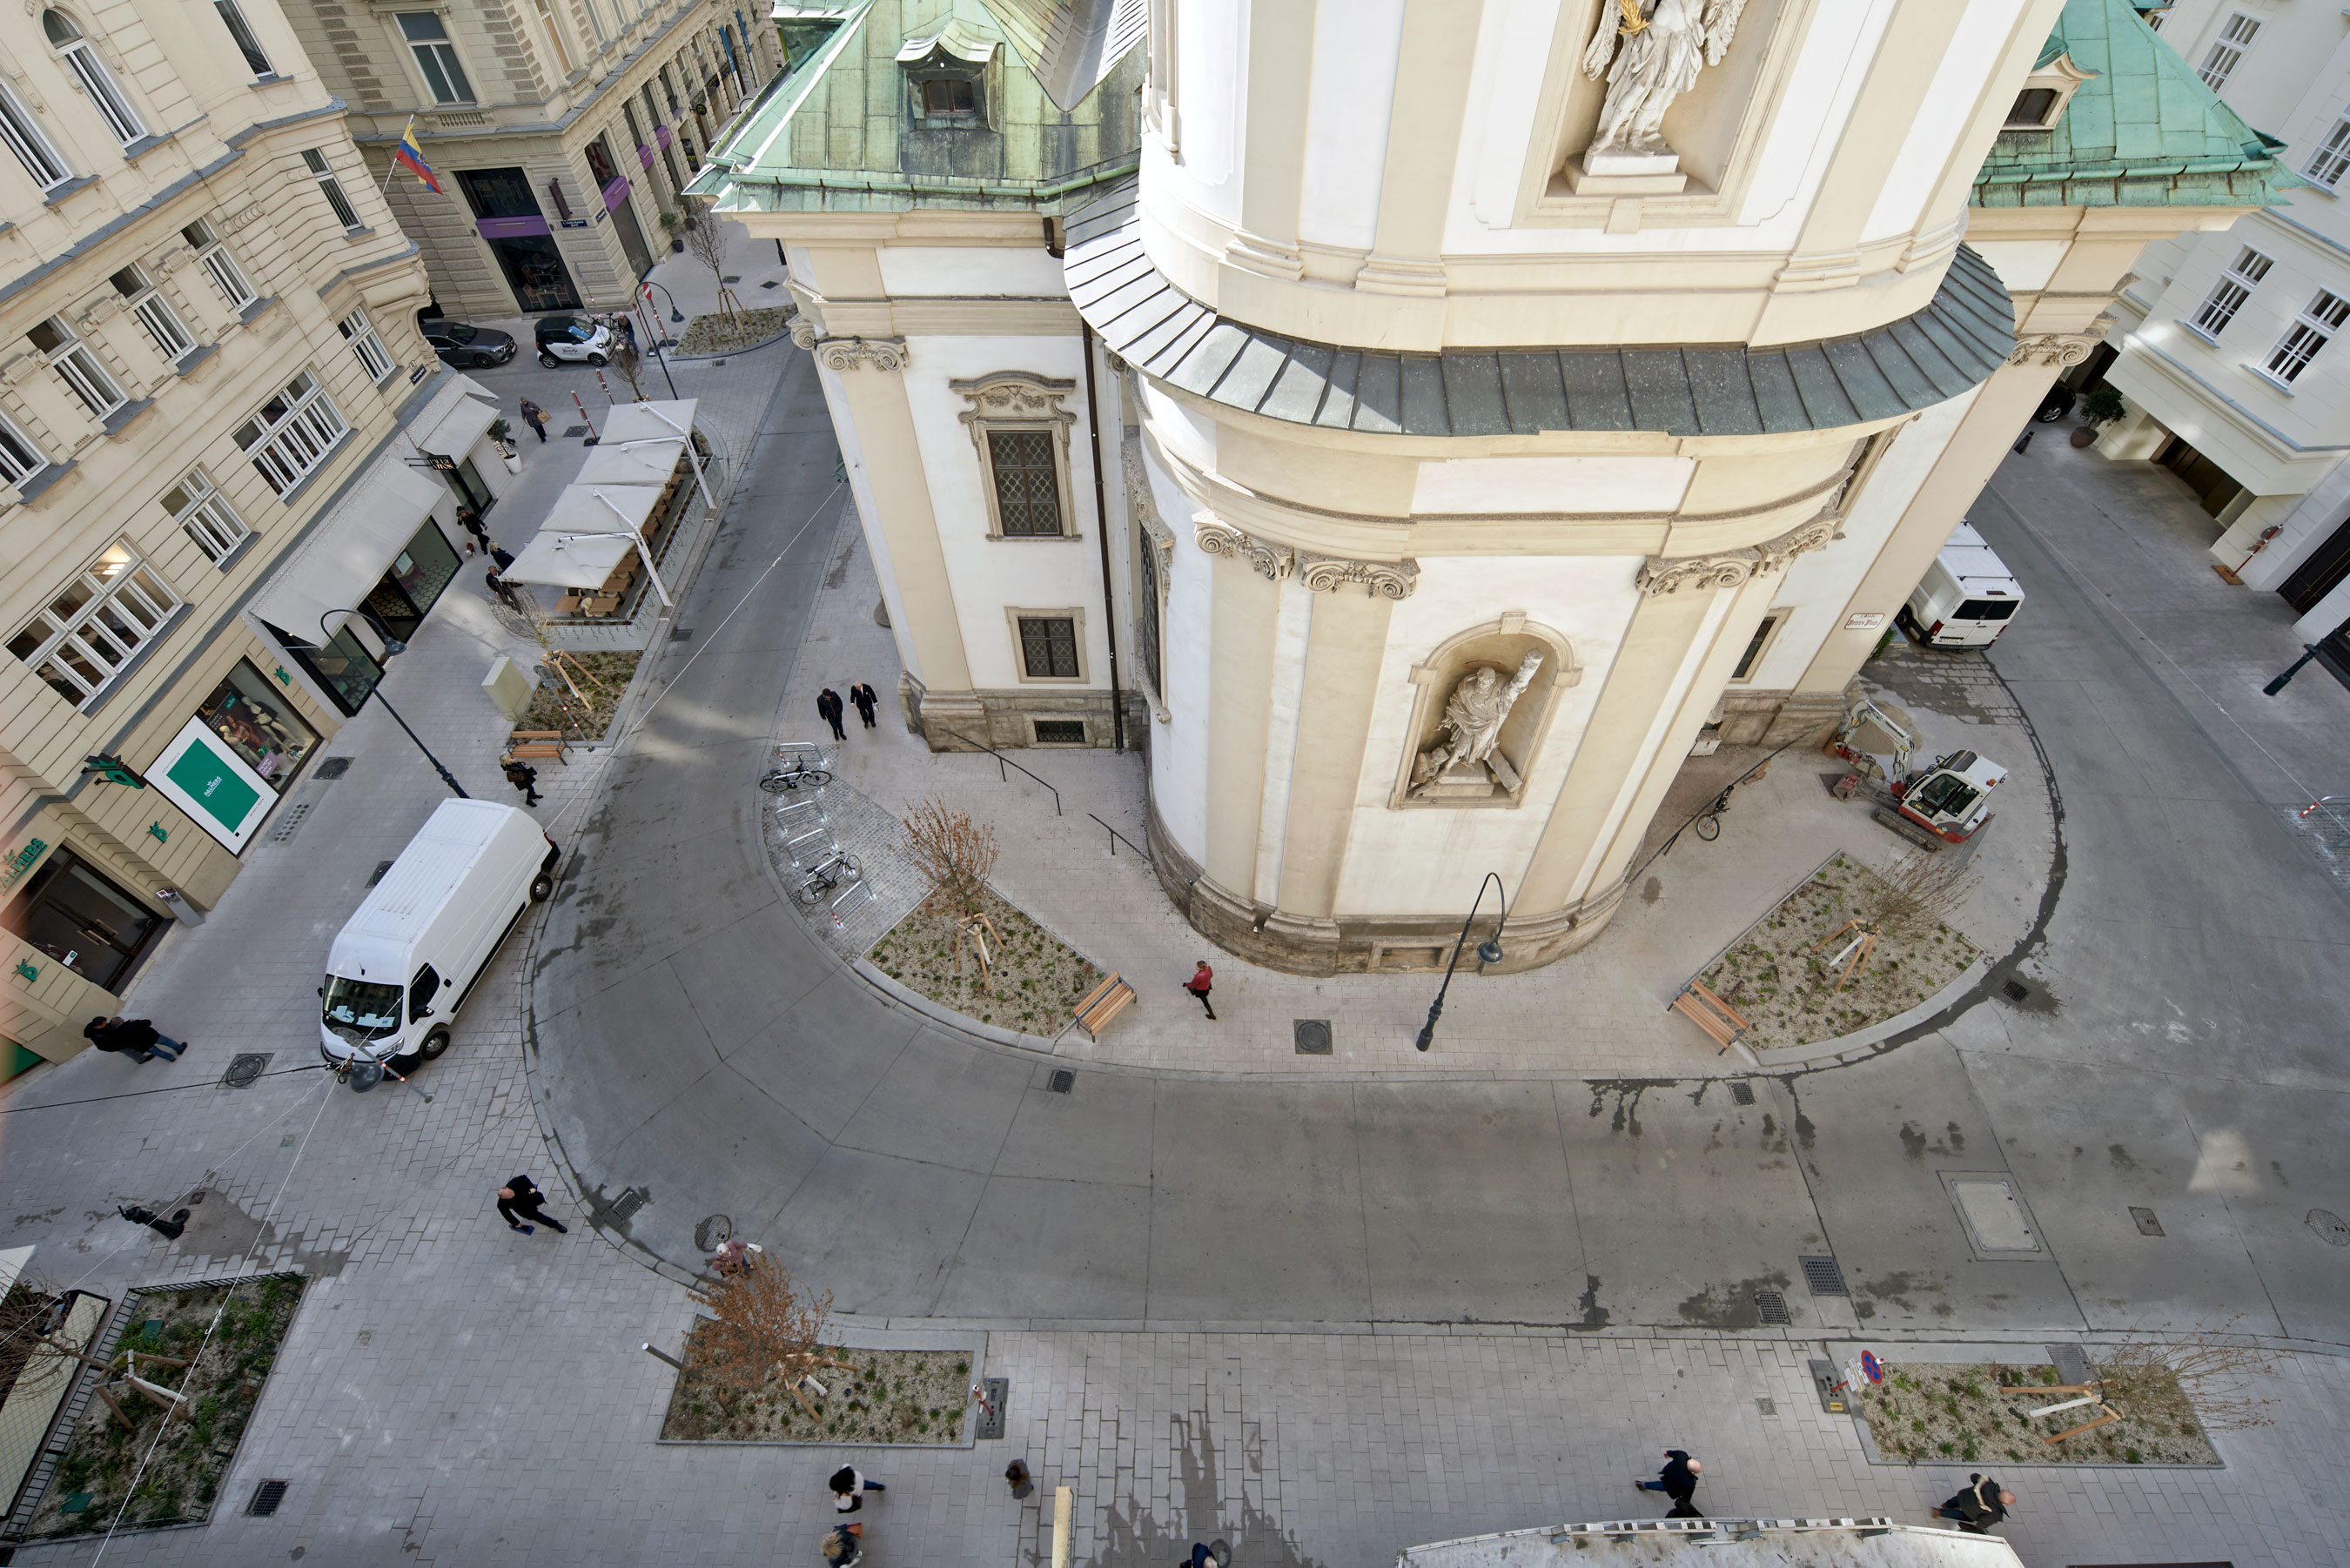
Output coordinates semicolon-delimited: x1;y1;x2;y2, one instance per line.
771;796;829;831
782;828;835;868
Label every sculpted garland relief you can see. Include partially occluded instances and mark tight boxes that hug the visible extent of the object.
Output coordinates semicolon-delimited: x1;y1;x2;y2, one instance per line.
1633;512;1837;596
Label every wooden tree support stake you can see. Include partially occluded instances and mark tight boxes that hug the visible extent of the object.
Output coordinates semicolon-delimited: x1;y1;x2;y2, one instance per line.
2044;1404;2125;1444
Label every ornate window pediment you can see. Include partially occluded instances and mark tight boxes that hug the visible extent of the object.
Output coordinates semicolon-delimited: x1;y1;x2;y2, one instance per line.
956;372;1078;540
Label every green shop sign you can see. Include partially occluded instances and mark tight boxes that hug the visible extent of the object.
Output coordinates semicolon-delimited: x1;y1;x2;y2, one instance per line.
146;717;275;853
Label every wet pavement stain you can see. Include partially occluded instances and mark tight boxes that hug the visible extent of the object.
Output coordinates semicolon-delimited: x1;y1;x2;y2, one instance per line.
1586;1079;1675;1136
1677;1272;1791;1329
1072;1411;1327;1568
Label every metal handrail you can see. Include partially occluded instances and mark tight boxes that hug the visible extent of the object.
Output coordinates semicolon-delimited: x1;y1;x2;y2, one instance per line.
941;730;1061;815
1089;814;1147;858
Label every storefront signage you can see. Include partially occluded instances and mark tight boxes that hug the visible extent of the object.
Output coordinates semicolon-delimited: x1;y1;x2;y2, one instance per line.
558;218;591;230
146;717;273;853
0;838;47;893
601;176;631;212
476;215;552;240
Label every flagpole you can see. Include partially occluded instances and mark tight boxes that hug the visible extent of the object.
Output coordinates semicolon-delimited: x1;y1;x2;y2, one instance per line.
377;117;413;198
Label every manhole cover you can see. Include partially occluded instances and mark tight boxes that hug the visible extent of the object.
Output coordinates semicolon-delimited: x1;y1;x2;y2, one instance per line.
1294;1019;1332;1055
2309;1208;2350;1246
694;1214;733;1251
2130;1205;2165;1236
367;860;394;887
670;627;694;641
1798;1256;1848;1296
222;1053;272;1089
1729;1081;1756;1106
247;1478;288;1517
2003;979;2030;1002
1754;1287;1789;1324
1950;1177;2042;1253
313;757;351;780
562;424;588;438
1047;1069;1075;1094
762;279;780;289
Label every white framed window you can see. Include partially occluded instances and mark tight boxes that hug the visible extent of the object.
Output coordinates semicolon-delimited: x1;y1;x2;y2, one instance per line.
183;218;257;311
235;370;348;494
532;0;576;74
0;79;72;193
110;264;197;364
2306;113;2350;190
0;410;50;490
398;12;475;104
161;468;250;562
212;0;274;75
2198;13;2258;92
43;10;148;147
2265;291;2350;384
2190;246;2271;337
7;543;182;707
304;149;364;230
337;307;393;382
26;317;124;420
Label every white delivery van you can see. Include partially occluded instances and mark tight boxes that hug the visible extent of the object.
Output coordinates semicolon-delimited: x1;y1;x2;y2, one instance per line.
319;800;561;1068
1902;522;2025;648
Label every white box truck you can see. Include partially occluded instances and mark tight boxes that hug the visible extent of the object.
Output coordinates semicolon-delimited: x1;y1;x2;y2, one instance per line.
1901;522;2025;648
319;800;561;1069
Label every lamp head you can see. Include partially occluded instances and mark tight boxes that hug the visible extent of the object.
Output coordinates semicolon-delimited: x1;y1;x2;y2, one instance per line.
379;634;408;657
1476;937;1504;966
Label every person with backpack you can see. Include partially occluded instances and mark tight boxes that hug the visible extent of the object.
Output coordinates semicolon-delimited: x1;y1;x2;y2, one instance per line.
819;1521;863;1567
503;756;542;806
1934;1475;2013;1533
84;1015;184;1063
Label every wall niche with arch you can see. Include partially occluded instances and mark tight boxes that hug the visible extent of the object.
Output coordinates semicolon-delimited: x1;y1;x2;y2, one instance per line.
1388;613;1581;811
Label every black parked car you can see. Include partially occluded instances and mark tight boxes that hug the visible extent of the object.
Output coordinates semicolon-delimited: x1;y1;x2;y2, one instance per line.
422;319;517;368
2034;384;2077;423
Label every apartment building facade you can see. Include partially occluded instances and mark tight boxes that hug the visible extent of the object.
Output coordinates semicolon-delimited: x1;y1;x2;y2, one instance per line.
0;0;508;1075
279;0;780;322
2098;0;2350;657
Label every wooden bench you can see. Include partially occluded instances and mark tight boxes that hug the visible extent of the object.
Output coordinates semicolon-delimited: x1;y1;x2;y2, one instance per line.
507;729;571;765
1667;980;1751;1053
1073;973;1137;1040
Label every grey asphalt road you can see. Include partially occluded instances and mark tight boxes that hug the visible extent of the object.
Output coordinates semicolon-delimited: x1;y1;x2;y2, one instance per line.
529;358;2350;1341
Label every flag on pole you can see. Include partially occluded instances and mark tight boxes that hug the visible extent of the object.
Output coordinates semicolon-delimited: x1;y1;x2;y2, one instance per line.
393;117;441;192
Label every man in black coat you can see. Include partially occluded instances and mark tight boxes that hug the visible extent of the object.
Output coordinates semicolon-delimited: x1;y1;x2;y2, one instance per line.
849;681;879;729
817;687;847;741
84;1015;184;1063
495;1176;567;1234
1635;1450;1702;1514
1934;1475;2013;1532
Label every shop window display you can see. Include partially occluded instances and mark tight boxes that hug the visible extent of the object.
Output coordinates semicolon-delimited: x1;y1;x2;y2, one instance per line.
196;660;316;789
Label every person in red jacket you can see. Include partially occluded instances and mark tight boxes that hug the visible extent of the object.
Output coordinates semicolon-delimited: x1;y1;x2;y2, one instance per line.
1183;961;1216;1021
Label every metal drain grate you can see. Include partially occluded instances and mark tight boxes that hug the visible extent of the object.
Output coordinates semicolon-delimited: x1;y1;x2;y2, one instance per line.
367;861;394;887
265;799;319;843
222;1053;272;1089
1293;1019;1333;1055
1754;1286;1790;1324
2002;979;2030;1002
2130;1206;2165;1236
313;757;351;780
247;1479;288;1517
1047;1069;1075;1094
562;424;588;438
1798;1256;1848;1296
602;1187;649;1224
722;274;742;283
1729;1081;1756;1106
670;627;694;641
973;1376;1008;1440
2309;1208;2350;1247
762;278;781;289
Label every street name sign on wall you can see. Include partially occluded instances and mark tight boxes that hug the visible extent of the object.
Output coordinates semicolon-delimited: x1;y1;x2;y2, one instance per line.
147;717;272;853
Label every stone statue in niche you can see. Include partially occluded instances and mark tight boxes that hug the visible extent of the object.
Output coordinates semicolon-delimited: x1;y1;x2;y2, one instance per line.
1579;0;1749;178
1411;652;1545;799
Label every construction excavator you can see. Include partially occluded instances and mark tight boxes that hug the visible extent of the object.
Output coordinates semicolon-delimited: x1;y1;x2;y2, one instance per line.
1825;688;2007;851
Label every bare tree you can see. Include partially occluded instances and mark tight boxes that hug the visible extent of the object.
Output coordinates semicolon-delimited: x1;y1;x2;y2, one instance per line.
903;797;998;923
608;337;645;401
1852;847;1977;936
682;199;749;334
685;1252;844;1415
2093;1337;2276;1433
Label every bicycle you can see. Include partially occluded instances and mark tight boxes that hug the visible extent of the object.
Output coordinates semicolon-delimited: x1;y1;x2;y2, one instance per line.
760;759;833;794
794;851;860;907
1693;785;1736;841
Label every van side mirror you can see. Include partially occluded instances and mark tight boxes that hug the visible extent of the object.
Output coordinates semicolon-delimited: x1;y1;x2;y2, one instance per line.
317;985;325;996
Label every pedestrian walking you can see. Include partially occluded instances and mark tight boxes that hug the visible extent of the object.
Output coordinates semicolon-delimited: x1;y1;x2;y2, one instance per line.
519;397;548;443
1178;1544;1229;1568
83;1015;184;1063
489;545;516;573
849;681;879;729
502;756;542;806
495;1176;567;1234
485;571;520;609
456;506;490;554
1933;1475;2013;1533
819;1521;863;1568
1004;1460;1034;1499
118;1204;189;1240
1635;1450;1701;1515
817;687;847;741
829;1465;886;1512
1182;960;1217;1021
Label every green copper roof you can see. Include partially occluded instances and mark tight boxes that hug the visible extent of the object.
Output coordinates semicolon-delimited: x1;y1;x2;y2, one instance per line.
1974;0;2297;208
695;0;1140;214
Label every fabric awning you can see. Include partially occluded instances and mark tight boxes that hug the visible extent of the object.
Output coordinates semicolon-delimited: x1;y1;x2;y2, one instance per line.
502;531;638;590
251;462;446;643
577;437;682;486
600;399;697;445
556;481;660;535
413;392;498;464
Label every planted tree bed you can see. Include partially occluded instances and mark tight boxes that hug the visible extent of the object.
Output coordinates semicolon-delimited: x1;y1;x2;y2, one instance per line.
1695;853;1978;1051
679;306;795;356
870;886;1104;1034
516;651;641;740
1856;1360;2220;1467
661;1341;972;1444
28;1273;304;1537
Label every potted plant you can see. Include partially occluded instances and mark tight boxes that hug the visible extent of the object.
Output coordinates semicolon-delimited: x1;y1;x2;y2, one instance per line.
487;416;521;472
659;210;685;253
2073;384;2126;446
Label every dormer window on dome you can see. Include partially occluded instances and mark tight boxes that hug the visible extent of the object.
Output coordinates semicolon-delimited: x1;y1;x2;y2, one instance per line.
897;20;996;130
2004;50;2094;132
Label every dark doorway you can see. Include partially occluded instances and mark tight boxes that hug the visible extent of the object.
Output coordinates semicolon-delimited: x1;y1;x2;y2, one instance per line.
4;848;165;993
456;167;581;313
2156;436;2246;519
452;458;494;515
361;521;464;640
2279;514;2350;613
266;619;384;716
2315;619;2350;693
612;198;655;278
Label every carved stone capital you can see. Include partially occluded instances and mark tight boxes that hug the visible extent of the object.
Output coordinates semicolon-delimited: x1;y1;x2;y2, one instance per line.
1194;517;1292;581
2006;332;2098;368
1297;551;1420;600
816;336;909;372
1754;512;1839;570
788;318;819;351
1637;512;1839;595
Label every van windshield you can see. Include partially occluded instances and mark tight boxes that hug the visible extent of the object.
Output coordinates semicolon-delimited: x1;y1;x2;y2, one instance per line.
323;976;403;1042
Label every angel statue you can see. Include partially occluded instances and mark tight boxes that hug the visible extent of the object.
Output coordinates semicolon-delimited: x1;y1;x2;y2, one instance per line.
1411;651;1545;797
1581;0;1749;167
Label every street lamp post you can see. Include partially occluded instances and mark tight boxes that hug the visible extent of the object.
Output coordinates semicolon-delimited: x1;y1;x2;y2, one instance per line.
642;280;685;342
2264;643;2325;696
1413;872;1510;1053
319;608;470;799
